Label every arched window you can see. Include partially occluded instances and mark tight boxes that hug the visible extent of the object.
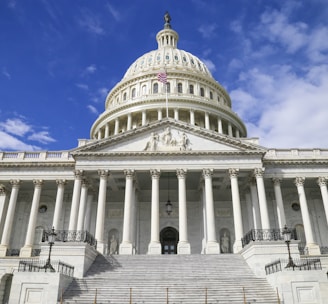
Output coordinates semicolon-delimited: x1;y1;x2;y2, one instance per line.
123;92;127;101
189;84;194;94
131;88;136;98
177;83;183;93
210;91;213;99
142;85;147;95
153;83;158;94
200;87;204;97
166;82;171;93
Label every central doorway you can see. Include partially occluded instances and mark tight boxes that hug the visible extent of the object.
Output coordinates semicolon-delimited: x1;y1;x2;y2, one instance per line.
160;227;179;254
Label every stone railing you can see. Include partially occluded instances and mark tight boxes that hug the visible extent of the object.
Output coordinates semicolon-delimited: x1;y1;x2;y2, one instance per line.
265;149;328;160
0;151;74;162
241;228;297;247
42;230;97;248
18;259;74;276
265;258;322;275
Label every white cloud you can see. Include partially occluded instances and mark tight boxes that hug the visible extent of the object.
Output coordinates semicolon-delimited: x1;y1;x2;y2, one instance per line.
106;3;121;22
28;131;56;144
2;67;11;80
98;87;109;99
78;11;105;35
198;24;217;39
0;131;40;151
85;64;97;74
0;118;31;136
76;83;89;90
201;59;216;73
87;105;99;115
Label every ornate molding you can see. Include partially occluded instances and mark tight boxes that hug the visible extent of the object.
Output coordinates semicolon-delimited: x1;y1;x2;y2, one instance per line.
10;179;21;187
124;169;135;179
0;184;6;195
56;179;67;187
272;178;281;186
294;177;305;187
74;170;84;179
33;179;43;187
228;168;239;178
317;177;327;187
150;169;161;179
98;170;109;179
253;168;265;178
176;169;187;179
202;168;213;179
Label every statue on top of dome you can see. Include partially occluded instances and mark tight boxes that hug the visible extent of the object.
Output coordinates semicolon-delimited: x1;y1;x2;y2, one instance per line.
164;11;171;29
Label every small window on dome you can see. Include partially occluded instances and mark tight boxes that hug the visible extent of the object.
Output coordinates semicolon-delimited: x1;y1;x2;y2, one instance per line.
178;83;183;93
153;83;158;94
210;91;213;99
200;88;205;97
174;55;178;61
189;84;194;94
142;85;147;95
183;56;187;62
166;82;171;93
132;88;136;99
123;92;127;101
191;59;195;65
166;55;169;60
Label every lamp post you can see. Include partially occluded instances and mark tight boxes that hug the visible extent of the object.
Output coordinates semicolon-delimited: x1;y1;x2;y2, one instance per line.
166;173;173;215
282;225;296;268
44;226;56;272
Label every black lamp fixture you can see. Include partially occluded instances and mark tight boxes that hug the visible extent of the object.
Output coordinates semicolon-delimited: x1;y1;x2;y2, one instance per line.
166;173;172;215
282;225;296;269
44;226;56;272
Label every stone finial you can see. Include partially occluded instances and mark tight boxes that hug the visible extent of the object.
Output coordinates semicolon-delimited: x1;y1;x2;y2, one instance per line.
164;11;171;29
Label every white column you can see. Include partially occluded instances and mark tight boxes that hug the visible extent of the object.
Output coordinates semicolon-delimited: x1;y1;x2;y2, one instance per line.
148;169;161;254
190;109;195;125
202;169;220;254
52;179;66;230
84;192;94;232
177;169;190;254
157;109;163;120
228;122;233;136
114;119;119;135
294;177;320;255
201;181;207;254
254;168;270;230
272;178;286;229
317;177;328;226
218;117;223;134
95;170;109;254
97;130;102;140
0;180;20;257
105;124;110;137
20;180;43;257
229;169;243;252
0;185;8;241
236;129;240;138
142;111;146;126
249;177;262;229
174;108;179;120
120;170;135;255
130;184;137;253
205;112;210;130
127;113;132;131
77;179;89;231
68;170;83;231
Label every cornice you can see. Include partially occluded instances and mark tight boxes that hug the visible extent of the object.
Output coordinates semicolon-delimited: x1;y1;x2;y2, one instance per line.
0;162;75;168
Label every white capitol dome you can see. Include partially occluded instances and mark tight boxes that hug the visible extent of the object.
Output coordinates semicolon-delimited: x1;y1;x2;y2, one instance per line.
90;14;247;141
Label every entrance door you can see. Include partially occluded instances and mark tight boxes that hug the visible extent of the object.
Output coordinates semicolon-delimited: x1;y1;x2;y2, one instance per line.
160;227;179;254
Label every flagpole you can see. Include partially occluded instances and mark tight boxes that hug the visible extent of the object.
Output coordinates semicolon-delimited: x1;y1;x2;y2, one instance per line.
165;81;168;118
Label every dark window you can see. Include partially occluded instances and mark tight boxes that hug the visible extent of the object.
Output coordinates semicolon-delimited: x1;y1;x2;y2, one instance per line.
178;83;183;93
200;87;204;97
189;84;194;94
153;83;158;93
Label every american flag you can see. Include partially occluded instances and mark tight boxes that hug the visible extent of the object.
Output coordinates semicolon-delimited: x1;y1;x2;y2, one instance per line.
157;71;167;83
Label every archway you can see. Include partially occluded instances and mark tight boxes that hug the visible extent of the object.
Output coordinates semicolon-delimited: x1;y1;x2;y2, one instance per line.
160;227;179;254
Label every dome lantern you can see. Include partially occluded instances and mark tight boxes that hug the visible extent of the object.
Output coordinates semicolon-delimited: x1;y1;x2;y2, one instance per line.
156;12;179;49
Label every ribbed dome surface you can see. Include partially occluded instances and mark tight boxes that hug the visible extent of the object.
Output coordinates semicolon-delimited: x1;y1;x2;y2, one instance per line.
123;48;212;79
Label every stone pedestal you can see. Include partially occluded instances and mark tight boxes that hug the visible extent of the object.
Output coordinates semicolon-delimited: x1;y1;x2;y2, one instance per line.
233;239;243;253
306;243;321;255
148;242;161;255
178;241;191;254
205;241;220;254
19;246;32;258
119;242;133;255
0;245;8;257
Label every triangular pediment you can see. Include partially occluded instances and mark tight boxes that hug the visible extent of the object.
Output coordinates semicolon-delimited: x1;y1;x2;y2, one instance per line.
72;120;266;156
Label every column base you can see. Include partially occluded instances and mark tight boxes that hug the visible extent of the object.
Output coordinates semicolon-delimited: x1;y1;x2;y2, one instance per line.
20;246;32;257
233;240;243;253
0;245;8;257
96;241;107;255
119;242;133;255
206;241;220;254
305;243;321;255
148;242;161;255
178;242;191;254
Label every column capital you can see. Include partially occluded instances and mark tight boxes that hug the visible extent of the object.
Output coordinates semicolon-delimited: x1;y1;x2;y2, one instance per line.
10;179;21;187
317;177;327;187
229;168;239;178
176;169;187;179
81;179;90;187
0;184;6;195
272;178;282;186
202;168;213;179
294;177;305;187
74;170;84;179
33;179;43;187
56;179;67;186
98;170;109;179
124;169;135;179
150;169;161;179
253;168;265;178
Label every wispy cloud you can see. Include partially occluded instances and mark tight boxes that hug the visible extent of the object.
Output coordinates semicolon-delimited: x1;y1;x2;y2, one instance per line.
76;83;89;90
2;67;11;80
201;58;216;73
84;64;97;75
198;23;217;39
0;118;31;136
78;10;105;35
106;3;121;22
28;131;56;144
0;131;40;151
87;105;99;115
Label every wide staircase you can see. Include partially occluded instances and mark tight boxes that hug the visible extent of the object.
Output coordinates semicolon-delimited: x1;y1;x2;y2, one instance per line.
63;254;278;304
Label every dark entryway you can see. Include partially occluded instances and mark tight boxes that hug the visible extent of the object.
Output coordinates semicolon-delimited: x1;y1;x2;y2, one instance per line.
160;227;179;254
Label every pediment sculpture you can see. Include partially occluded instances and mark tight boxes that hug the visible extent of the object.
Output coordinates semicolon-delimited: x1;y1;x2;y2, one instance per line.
144;127;191;151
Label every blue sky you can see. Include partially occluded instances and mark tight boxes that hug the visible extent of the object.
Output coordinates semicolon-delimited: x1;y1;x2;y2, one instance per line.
1;0;328;151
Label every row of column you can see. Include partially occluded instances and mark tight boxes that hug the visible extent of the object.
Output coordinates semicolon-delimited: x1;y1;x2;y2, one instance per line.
0;170;327;256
